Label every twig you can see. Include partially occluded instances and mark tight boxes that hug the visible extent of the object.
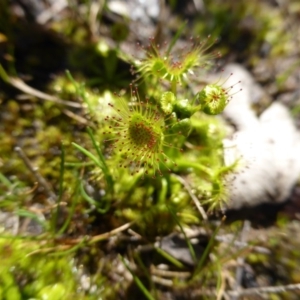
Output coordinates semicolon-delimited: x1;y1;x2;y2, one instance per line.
15;146;56;204
27;222;133;256
215;235;270;254
217;270;227;300
36;0;68;24
151;275;173;287
9;77;82;108
89;0;106;39
228;283;300;297
186;283;300;298
0;64;88;124
174;175;208;220
183;228;270;254
62;108;88;124
62;221;133;246
88;222;132;244
150;266;191;278
232;220;251;300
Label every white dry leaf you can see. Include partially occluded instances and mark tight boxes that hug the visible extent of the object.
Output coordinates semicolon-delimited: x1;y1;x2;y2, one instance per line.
222;64;300;209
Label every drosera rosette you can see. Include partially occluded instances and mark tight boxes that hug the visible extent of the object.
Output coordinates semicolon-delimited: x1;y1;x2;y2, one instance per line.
132;35;221;88
103;84;184;178
196;72;242;115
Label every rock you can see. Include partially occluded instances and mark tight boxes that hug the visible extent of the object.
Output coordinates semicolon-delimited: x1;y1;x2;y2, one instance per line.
222;64;300;209
158;233;207;266
0;212;19;235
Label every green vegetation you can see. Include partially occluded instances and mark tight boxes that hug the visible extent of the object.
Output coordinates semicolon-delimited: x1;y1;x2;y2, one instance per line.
1;0;300;299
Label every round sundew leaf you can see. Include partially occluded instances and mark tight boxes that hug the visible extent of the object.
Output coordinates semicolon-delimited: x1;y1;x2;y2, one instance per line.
103;89;181;177
128;112;163;151
197;84;227;115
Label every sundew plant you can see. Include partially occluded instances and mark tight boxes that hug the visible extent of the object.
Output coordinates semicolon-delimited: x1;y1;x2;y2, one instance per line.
55;41;243;265
0;28;241;299
79;35;241;213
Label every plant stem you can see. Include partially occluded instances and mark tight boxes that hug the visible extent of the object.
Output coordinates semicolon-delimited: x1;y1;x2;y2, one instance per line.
171;80;177;96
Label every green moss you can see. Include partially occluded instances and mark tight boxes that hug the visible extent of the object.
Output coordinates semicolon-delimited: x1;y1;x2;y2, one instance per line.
0;238;76;299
